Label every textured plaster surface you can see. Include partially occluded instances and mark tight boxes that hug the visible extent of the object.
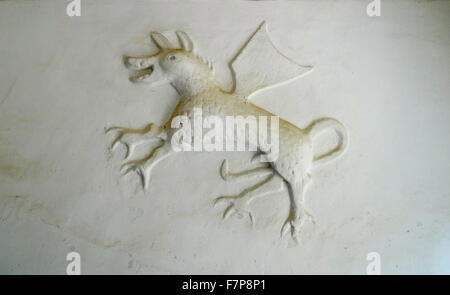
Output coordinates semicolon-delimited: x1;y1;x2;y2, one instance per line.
0;0;449;274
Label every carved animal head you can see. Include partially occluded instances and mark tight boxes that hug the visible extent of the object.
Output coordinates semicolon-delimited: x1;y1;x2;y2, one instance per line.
124;31;216;96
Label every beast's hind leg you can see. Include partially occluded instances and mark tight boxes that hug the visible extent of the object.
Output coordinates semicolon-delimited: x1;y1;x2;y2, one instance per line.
214;173;284;225
106;123;165;158
281;178;315;242
220;159;273;181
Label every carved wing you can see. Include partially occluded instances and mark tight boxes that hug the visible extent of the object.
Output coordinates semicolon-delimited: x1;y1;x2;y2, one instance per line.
230;21;313;99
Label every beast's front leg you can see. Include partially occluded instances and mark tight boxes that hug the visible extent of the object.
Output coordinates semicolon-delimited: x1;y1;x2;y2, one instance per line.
106;123;166;159
121;142;174;190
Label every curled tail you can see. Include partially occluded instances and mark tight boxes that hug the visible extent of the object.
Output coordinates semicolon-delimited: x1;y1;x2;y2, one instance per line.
305;117;348;167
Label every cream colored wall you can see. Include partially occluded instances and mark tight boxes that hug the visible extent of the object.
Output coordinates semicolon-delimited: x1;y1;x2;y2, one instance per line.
0;0;449;274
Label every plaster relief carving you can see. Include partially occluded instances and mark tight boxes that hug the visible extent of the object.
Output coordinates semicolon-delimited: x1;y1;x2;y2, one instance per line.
107;22;348;242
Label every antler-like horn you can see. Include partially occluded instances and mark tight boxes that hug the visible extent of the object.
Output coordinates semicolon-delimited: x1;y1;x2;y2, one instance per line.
150;32;173;49
176;31;194;52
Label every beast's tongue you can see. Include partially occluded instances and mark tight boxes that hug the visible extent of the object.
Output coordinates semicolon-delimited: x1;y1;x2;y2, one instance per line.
129;67;154;82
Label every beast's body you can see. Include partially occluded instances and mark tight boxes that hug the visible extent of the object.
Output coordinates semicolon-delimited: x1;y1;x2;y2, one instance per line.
166;87;314;185
107;26;348;242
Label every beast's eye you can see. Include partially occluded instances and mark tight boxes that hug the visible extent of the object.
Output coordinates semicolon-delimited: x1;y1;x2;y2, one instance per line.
168;55;177;61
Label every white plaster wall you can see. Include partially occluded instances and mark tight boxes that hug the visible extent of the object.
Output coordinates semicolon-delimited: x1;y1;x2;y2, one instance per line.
0;0;449;274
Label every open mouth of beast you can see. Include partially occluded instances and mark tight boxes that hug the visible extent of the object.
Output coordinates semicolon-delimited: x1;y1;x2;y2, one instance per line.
129;65;154;82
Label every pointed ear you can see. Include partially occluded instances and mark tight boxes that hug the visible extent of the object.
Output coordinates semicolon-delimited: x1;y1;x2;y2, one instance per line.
176;31;194;52
150;32;173;49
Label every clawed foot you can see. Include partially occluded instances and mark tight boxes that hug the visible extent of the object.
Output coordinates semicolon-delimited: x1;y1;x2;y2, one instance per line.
220;160;231;181
280;209;315;242
120;158;144;174
105;126;140;159
120;159;150;189
106;124;164;159
214;195;254;225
